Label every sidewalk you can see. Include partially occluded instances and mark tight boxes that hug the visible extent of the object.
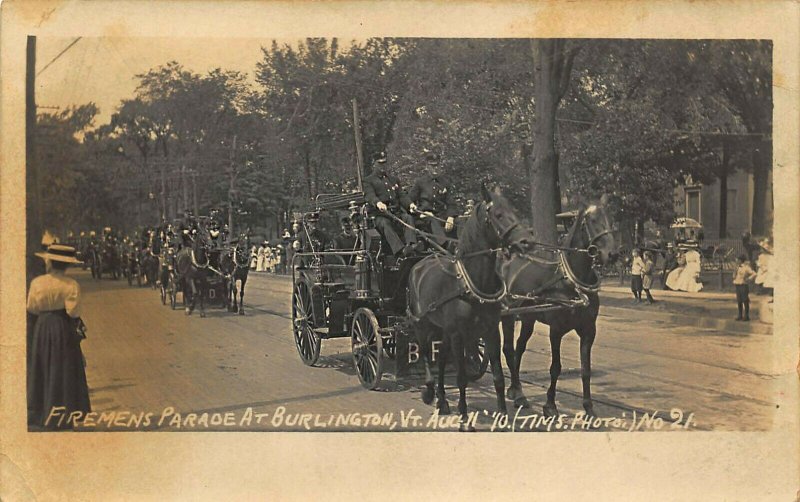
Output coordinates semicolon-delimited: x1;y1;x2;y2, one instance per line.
600;284;772;335
251;271;772;335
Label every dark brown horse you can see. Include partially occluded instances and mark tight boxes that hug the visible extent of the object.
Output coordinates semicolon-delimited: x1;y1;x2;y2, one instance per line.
219;233;251;315
407;184;534;429
500;200;616;418
175;222;214;318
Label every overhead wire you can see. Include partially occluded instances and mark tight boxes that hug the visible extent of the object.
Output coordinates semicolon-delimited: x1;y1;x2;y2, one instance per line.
37;37;82;77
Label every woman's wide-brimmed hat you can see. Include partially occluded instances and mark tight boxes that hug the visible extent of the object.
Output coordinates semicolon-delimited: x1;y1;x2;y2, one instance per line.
35;244;83;264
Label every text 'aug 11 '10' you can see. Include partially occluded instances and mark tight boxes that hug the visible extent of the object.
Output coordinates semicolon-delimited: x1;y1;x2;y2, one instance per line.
44;405;697;431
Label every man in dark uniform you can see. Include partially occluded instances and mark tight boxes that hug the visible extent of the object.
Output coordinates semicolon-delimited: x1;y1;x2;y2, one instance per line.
294;212;330;268
362;152;418;256
334;216;358;250
177;210;197;249
408;152;458;246
298;212;330;253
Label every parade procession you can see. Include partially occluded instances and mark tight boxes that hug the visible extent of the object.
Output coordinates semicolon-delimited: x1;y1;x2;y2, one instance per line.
23;36;781;433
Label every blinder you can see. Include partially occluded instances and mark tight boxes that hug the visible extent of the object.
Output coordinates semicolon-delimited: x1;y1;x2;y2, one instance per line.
484;199;523;245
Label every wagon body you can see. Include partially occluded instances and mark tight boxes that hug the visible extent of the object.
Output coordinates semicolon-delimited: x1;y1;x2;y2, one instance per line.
290;192;488;389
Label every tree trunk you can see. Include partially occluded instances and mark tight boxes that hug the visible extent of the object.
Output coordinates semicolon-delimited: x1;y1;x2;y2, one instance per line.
530;40;562;245
718;143;728;239
303;149;313;200
751;144;770;236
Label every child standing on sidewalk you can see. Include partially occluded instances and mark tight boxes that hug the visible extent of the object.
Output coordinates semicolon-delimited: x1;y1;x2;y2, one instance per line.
630;249;645;304
642;251;656;304
733;254;757;321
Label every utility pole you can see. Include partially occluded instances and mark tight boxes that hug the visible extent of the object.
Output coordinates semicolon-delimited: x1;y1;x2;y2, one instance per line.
192;170;198;215
352;98;365;189
159;159;167;220
228;135;237;235
26;35;42;257
181;164;189;212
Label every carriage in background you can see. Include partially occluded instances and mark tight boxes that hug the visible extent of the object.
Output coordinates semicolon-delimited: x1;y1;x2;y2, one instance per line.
90;239;123;280
290;191;488;390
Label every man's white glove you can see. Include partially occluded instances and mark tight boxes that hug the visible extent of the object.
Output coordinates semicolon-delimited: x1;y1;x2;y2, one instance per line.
445;217;455;232
408;203;418;213
377;201;388;212
183;229;189;235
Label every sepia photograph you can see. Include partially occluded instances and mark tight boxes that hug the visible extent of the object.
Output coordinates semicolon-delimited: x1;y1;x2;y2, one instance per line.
2;1;798;500
22;35;779;433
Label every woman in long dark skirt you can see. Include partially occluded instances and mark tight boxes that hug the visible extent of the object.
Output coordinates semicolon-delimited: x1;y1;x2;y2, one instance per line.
27;244;90;430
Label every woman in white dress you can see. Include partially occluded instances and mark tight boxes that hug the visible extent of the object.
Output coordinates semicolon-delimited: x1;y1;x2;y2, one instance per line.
666;248;703;292
249;245;258;270
256;242;267;272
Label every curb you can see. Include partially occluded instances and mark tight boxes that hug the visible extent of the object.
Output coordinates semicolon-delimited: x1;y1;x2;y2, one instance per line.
600;285;736;300
254;272;772;335
600;305;772;335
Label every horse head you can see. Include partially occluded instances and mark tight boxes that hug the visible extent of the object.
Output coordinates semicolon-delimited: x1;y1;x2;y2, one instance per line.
572;193;615;266
476;182;532;253
192;221;214;261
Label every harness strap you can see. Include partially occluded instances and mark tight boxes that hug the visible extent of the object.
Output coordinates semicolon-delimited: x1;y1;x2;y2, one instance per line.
384;212;460;244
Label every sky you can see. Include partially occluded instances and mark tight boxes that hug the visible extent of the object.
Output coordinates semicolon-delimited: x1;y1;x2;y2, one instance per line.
35;37;357;126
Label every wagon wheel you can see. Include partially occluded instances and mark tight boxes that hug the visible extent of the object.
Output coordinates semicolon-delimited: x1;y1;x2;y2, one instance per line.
383;334;397;360
467;338;489;383
351;308;383;390
168;275;178;310
292;281;321;366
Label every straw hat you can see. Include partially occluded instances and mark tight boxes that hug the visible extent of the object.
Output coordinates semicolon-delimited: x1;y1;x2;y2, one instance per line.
35;244;83;264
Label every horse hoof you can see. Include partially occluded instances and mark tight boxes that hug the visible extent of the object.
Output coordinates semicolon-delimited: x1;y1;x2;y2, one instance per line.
583;404;596;419
514;397;531;409
421;386;434;405
543;403;558;418
185;308;191;316
238;310;244;316
437;400;451;415
200;312;206;318
459;423;476;432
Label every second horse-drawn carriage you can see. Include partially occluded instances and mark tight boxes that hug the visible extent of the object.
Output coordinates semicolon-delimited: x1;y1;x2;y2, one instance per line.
90;239;123;280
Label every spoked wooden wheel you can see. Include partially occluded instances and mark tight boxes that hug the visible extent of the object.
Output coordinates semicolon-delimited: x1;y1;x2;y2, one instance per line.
383;335;397;360
467;338;489;383
351;308;383;390
169;275;178;310
292;282;321;366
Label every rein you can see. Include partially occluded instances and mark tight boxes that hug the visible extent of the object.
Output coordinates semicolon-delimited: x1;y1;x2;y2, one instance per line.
384;211;459;244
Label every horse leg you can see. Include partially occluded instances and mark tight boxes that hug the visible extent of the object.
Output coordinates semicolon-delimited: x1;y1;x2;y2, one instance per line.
450;332;473;431
186;278;196;315
544;329;565;418
502;317;530;408
198;277;206;318
232;278;238;313
417;321;435;405
238;276;246;315
435;334;451;415
484;322;508;415
577;323;597;417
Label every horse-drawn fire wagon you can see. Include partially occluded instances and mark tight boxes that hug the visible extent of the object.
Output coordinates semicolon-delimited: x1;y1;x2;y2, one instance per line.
290;192;489;390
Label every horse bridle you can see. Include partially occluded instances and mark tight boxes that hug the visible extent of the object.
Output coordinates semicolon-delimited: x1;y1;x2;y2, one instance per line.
580;207;614;262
